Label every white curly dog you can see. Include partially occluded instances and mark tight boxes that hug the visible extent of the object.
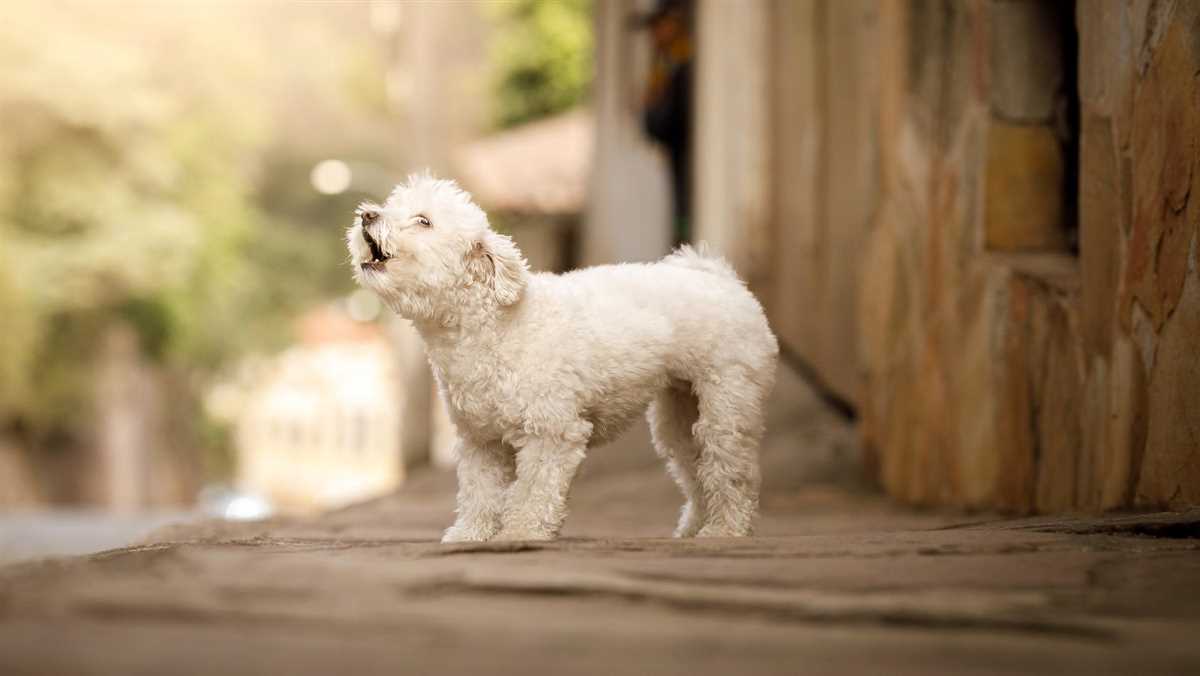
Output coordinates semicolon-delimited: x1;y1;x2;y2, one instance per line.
348;174;778;542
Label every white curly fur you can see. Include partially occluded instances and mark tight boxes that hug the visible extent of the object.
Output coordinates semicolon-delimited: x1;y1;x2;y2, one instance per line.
348;173;779;541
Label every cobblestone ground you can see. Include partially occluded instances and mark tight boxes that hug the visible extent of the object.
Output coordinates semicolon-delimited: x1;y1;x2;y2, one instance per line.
2;368;1199;675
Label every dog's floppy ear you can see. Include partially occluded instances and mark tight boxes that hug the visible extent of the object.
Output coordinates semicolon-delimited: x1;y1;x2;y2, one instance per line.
466;231;528;306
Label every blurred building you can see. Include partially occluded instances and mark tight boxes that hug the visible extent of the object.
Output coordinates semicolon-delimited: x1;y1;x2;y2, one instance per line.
457;108;593;272
230;305;402;512
590;0;1200;513
586;1;675;265
0;443;41;508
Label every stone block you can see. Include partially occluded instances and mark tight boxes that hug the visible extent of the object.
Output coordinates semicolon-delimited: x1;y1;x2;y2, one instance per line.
1077;1;1135;146
985;122;1068;252
1078;112;1120;357
1080;354;1109;509
876;355;920;502
1097;335;1148;509
858;211;912;387
952;266;1006;507
913;335;956;504
988;259;1086;513
993;270;1037;512
1137;264;1200;508
989;0;1066;123
906;0;974;151
1123;16;1200;329
1033;293;1085;513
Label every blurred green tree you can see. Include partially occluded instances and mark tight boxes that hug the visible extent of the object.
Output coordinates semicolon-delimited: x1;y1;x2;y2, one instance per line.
0;3;393;492
490;0;593;128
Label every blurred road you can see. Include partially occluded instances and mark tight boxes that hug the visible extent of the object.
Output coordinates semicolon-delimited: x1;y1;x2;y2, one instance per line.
1;366;1199;674
0;511;192;565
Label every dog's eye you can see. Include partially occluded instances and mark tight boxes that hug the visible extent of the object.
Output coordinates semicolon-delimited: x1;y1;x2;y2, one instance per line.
416;215;431;227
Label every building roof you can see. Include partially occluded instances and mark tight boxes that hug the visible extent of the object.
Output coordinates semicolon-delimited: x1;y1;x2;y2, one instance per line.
296;305;383;346
455;108;593;216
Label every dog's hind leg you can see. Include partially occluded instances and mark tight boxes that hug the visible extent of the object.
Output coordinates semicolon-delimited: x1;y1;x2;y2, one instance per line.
647;384;705;537
691;367;771;537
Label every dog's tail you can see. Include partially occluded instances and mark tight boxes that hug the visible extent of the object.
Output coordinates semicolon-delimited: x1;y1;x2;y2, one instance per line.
662;243;743;283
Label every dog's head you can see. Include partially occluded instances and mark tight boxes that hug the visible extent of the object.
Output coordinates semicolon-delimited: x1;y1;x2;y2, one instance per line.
347;173;528;325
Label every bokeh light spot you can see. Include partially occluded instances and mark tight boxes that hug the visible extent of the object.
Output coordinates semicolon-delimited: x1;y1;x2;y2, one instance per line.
311;159;352;195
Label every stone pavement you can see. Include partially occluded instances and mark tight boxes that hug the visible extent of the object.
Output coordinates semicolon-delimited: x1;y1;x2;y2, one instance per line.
1;367;1199;675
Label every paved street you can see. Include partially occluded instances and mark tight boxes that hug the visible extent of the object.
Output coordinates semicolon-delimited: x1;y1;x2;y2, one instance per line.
0;511;192;565
2;367;1199;675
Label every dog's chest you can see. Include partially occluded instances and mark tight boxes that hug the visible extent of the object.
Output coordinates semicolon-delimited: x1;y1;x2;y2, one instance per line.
430;361;515;437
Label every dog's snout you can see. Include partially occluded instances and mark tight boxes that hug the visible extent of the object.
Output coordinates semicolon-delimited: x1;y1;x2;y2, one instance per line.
360;210;379;225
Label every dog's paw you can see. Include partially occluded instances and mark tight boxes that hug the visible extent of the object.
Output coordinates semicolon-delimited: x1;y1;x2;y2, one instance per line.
441;525;494;544
491;527;556;542
695;523;752;538
673;502;704;538
673;523;701;538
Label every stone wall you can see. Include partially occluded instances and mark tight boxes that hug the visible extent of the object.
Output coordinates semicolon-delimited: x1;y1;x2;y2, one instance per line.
858;0;1200;511
600;0;1199;512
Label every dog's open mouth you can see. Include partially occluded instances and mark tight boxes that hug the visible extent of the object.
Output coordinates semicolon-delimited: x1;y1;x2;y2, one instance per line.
361;228;390;270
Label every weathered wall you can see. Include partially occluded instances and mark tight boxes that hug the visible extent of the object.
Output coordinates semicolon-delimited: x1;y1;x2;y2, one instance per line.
859;0;1200;512
861;0;1002;507
600;0;1199;513
694;0;771;280
1084;0;1200;508
699;0;878;404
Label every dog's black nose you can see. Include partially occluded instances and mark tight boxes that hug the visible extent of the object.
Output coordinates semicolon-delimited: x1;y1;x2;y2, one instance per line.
360;210;379;225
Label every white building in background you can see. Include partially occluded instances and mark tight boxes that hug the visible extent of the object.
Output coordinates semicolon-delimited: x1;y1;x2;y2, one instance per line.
229;303;403;513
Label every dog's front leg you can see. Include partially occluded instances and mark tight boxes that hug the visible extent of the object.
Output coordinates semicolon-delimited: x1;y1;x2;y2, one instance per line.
442;439;515;543
493;431;588;542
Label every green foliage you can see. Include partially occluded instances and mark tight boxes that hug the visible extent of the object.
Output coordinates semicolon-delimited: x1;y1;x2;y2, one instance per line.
491;0;593;128
0;3;368;454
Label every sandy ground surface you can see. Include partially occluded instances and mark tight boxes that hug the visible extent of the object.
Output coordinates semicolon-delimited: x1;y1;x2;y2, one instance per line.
1;367;1199;675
